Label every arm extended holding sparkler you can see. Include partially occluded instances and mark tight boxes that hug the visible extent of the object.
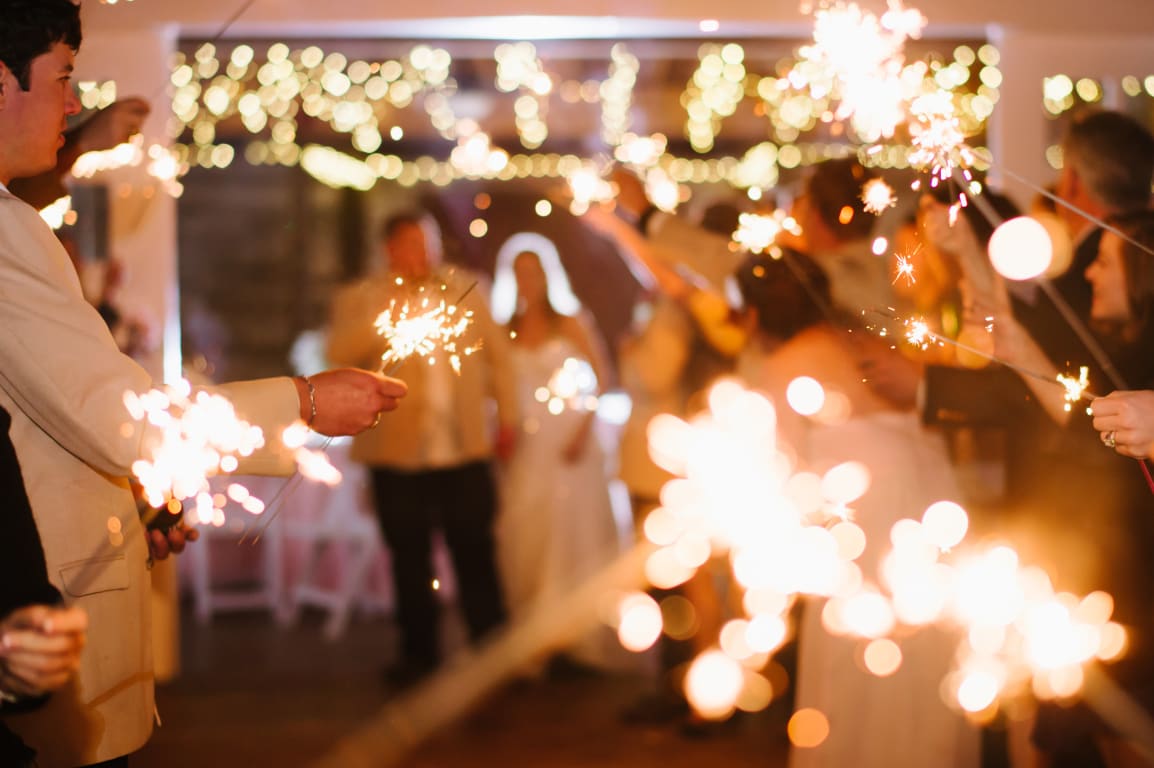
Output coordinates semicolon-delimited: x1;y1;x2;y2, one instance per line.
290;368;407;436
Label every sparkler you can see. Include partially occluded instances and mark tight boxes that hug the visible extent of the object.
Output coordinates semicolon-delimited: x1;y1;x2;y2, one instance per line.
124;379;342;533
564;163;616;215
1057;366;1091;414
907;90;977;185
125;380;265;515
641;378;1125;726
732;210;802;255
861;177;897;215
245;279;482;544
375;280;480;374
892;249;917;286
864;308;1097;410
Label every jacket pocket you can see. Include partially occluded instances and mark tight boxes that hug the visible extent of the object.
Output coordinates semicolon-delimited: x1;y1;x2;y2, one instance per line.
58;553;129;597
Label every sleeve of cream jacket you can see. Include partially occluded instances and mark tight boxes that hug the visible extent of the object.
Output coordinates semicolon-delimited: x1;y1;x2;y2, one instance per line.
0;193;298;479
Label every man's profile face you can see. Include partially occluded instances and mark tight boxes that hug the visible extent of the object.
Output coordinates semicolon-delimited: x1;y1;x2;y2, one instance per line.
385;220;433;279
0;42;80;184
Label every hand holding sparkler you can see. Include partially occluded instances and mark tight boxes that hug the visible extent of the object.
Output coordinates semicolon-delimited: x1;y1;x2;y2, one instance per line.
291;368;407;435
1091;390;1154;460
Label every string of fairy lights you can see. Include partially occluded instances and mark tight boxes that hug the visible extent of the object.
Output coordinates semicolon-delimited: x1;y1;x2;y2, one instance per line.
68;37;1002;204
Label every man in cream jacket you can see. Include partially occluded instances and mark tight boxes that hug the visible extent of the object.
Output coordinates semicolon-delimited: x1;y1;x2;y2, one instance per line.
0;2;407;765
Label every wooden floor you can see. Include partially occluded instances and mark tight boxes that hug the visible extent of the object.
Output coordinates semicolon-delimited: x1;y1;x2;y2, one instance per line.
133;607;789;767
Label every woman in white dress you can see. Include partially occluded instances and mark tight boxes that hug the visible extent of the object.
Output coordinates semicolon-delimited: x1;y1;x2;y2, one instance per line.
736;251;980;768
491;235;627;672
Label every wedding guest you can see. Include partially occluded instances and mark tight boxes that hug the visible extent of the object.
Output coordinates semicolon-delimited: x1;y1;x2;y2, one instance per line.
327;210;518;687
0;404;88;768
985;210;1154;768
0;3;407;765
490;236;626;673
9;95;148;211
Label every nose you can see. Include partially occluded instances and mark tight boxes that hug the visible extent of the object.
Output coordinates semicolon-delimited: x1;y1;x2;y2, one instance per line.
64;87;81;117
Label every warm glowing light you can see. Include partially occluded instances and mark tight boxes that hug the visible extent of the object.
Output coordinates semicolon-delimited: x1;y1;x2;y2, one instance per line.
988;216;1053;281
374;286;477;374
863;638;903;676
617;592;663;651
789;708;830;748
921;500;968;550
1056;366;1090;413
126;382;266;510
732;210;801;254
892;251;916;286
861;178;897;215
684;650;745;720
787;376;826;416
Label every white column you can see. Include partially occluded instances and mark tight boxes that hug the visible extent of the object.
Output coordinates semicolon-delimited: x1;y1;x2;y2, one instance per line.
989;28;1154;211
74;23;185;683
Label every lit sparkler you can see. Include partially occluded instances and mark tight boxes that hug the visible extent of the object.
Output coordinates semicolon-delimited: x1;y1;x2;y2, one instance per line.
375;282;479;374
565;163;617;215
1057;366;1091;414
125;379;265;513
907;90;976;185
732;210;802;255
864;309;1097;410
862;177;898;215
638;378;1123;723
892;250;917;286
533;357;600;415
125;380;344;529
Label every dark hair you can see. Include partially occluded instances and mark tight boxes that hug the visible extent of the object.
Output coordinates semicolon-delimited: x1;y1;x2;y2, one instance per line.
1064;110;1154;215
0;0;82;91
737;248;831;341
805;157;878;241
379;210;433;242
1105;210;1154;334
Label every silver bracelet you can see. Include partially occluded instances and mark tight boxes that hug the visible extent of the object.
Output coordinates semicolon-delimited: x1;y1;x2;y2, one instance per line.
297;376;317;427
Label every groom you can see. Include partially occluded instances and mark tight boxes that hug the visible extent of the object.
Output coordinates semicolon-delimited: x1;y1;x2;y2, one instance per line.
0;2;407;765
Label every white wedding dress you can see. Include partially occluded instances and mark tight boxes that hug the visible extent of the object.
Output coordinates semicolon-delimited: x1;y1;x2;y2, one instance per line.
496;336;628;670
790;412;980;768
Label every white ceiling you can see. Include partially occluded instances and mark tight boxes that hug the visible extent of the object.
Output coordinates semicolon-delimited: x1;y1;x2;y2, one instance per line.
83;0;1154;39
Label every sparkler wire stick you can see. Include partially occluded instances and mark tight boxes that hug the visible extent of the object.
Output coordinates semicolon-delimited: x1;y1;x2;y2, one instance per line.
1000;167;1154;261
862;307;1100;399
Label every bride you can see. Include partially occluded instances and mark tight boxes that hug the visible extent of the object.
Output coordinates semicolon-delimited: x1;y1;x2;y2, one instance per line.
490;233;628;672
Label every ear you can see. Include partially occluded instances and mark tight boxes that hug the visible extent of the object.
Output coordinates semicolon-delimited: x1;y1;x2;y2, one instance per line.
0;61;9;109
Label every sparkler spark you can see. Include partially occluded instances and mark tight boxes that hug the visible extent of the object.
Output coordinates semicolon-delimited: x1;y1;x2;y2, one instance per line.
892;250;917;286
565;163;617;215
375;287;478;374
862;178;898;215
125;381;345;529
907;90;976;184
732;210;802;255
1056;366;1091;413
638;378;1123;722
